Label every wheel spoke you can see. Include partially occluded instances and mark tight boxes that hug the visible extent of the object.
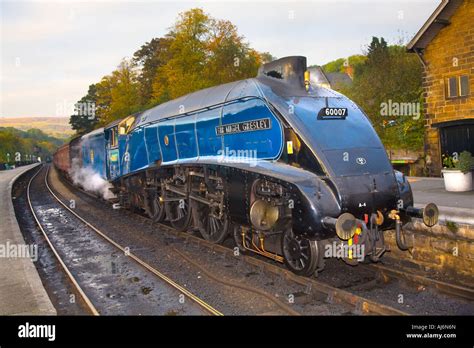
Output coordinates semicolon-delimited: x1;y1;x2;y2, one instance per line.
212;217;220;236
209;216;216;235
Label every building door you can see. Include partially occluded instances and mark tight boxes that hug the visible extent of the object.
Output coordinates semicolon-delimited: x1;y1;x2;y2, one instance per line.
440;124;474;156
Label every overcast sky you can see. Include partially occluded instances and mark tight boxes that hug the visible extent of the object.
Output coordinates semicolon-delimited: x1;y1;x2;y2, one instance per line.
1;0;440;118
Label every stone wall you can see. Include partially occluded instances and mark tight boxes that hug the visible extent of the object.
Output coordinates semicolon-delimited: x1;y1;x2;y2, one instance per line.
422;0;474;175
384;220;473;284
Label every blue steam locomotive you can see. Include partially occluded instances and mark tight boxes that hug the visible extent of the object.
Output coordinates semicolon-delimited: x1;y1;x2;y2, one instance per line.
56;56;438;276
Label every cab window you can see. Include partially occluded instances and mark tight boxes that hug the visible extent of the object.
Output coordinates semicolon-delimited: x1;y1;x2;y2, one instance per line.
110;127;118;148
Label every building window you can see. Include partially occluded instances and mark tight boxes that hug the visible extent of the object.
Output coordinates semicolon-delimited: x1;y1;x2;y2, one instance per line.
446;75;470;98
447;77;458;98
460;75;470;96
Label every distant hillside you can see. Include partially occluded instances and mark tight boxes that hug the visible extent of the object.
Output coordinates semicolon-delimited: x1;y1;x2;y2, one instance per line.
0;117;73;139
0;127;65;163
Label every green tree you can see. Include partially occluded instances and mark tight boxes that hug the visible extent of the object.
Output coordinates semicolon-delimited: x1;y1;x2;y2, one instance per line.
0;127;63;164
320;55;366;74
205;18;261;85
341;37;424;150
71;7;272;136
69;84;99;136
260;52;276;64
152;8;264;103
367;36;388;61
132;37;172;107
96;59;142;126
152;8;212;101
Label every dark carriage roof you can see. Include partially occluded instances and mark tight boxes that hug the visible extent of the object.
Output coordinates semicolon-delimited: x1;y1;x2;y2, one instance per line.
81;127;104;139
104;118;122;129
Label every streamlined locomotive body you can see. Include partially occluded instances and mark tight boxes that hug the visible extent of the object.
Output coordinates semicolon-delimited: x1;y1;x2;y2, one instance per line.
56;56;438;276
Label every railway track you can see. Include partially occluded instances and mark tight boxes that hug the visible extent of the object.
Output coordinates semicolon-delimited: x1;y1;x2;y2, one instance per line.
367;263;474;301
27;165;99;316
26;164;221;316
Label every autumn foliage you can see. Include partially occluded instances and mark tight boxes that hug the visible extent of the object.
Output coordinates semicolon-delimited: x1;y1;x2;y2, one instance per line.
70;9;267;134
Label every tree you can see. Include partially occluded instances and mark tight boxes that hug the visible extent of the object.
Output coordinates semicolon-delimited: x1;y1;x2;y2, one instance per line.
96;59;142;126
132;37;172;107
151;8;263;103
0;127;63;163
71;8;272;136
152;8;212;101
321;55;366;74
69;84;99;136
367;36;388;60
260;52;276;64
340;37;424;150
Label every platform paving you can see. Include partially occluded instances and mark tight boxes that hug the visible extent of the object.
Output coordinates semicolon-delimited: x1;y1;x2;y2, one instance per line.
409;176;474;225
0;164;56;315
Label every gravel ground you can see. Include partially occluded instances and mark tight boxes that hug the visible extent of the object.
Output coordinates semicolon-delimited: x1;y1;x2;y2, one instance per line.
316;258;474;315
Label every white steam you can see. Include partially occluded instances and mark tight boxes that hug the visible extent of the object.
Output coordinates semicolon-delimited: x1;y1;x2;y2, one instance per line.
70;158;116;200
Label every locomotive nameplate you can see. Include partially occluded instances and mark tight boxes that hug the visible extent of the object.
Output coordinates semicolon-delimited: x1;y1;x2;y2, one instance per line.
216;118;271;135
318;107;348;120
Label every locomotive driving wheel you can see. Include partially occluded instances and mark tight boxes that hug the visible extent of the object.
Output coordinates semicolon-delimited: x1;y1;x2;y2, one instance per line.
164;179;192;232
281;228;323;276
192;198;229;243
144;189;165;223
128;190;143;213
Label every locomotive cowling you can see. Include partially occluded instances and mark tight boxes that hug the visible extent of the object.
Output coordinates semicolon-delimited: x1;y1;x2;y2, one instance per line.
252;56;439;272
55;55;439;277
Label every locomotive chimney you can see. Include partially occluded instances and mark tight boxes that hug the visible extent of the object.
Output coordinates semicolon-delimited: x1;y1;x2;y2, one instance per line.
258;56;308;89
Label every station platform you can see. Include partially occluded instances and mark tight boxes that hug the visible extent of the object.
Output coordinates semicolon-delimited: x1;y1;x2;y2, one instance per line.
0;164;56;315
409;176;474;225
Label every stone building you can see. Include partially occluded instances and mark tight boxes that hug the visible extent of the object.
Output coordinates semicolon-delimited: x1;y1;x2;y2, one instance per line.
407;0;474;176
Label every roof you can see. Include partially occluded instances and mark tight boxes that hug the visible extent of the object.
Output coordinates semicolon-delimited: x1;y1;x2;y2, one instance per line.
81;127;104;139
325;72;352;88
104;118;122;129
407;0;464;51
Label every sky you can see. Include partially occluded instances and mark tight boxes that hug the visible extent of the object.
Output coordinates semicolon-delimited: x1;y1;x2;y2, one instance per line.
0;0;440;118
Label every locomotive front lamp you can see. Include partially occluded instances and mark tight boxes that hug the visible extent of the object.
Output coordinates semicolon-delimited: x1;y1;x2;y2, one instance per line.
335;213;357;240
422;203;439;227
402;203;439;227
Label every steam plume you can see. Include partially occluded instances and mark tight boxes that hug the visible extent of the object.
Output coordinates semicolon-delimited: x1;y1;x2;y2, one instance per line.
70;158;116;200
